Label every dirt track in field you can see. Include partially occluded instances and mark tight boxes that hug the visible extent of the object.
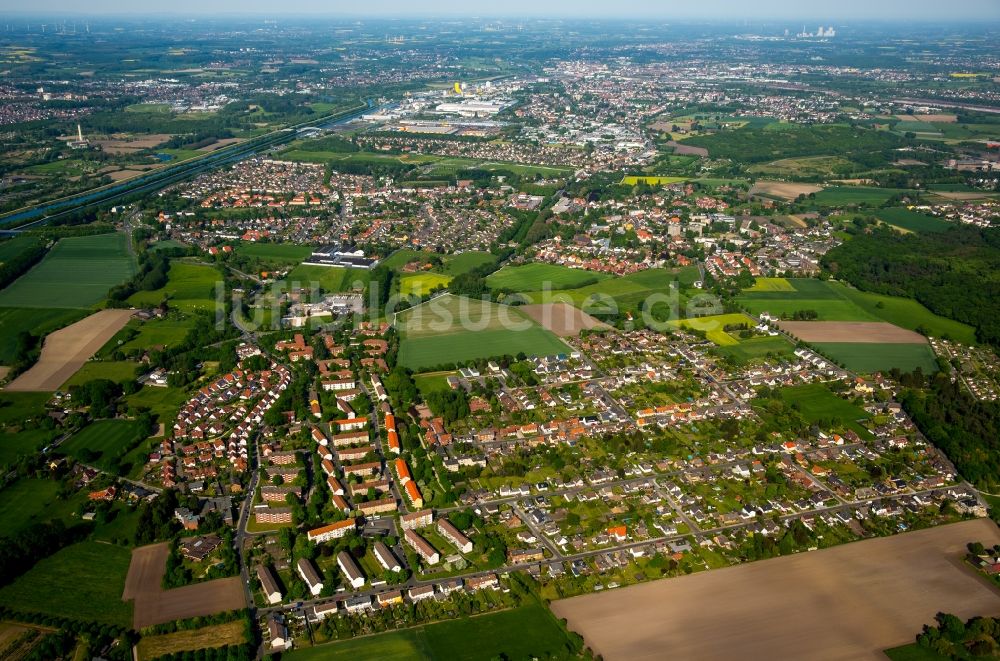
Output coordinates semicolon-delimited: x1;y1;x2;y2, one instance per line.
776;321;927;344
4;309;134;392
553;519;1000;661
520;303;610;337
124;543;246;629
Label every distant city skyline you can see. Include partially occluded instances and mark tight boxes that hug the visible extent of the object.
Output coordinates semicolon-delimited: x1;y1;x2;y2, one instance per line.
3;0;1000;21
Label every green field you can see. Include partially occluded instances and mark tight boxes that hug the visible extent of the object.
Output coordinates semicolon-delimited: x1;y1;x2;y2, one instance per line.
714;335;795;364
413;371;457;398
812;342;938;374
119;317;196;353
62;361;140;387
876;208;952;233
776;383;869;433
284;264;370;292
59;419;148;471
811;186;908;207
0;392;50;424
127;262;220;312
443;252;496;276
401;273;452;297
0;234;135;309
517;267;696;316
381;250;441;272
487;263;610;292
621;175;688;186
0;307;88;364
745;277;794;292
0;235;43;264
238;242;313;266
0;428;57;467
737;279;977;343
285;604;575;661
0;478;83;535
126;386;189;421
396;295;567;370
666;313;756;346
0;541;133;627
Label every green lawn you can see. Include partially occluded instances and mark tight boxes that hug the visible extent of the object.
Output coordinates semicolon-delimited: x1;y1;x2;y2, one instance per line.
0;234;135;309
776;383;869;433
285;604;575;661
0;392;50;424
0;307;88;364
59;419;149;471
119;317;196;352
812;342;939;374
127;262;220;312
0;541;133;627
487;263;610;292
125;386;191;422
62;360;140;388
414;371;458;399
877;208;952;233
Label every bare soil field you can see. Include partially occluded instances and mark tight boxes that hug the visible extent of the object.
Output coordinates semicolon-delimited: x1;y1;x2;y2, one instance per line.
106;169;145;182
124;543;246;629
553;519;1000;661
197;137;243;152
5;309;134;391
520;303;610;337
932;191;997;201
777;321;927;344
750;181;823;201
665;140;708;157
896;113;957;123
93;134;172;154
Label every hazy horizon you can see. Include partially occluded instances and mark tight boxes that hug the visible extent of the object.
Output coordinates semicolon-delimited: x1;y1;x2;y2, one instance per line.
2;0;999;22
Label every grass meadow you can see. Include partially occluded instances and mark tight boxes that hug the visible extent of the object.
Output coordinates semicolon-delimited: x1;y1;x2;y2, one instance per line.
127;262;220;312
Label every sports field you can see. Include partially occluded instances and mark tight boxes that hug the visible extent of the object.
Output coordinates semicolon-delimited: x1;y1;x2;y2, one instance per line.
0;233;135;309
59;419;149;471
552;519;1000;661
0;541;133;627
812;342;939;374
487;263;609;292
5;309;135;391
666;313;756;346
285;604;574;661
127;262;220;312
400;273;452;297
395;295;567;370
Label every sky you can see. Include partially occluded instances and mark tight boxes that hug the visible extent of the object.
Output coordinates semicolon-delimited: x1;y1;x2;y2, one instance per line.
3;0;1000;21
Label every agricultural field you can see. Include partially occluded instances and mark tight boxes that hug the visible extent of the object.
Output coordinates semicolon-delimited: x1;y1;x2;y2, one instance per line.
737;278;976;343
0;478;83;535
396;295;567;370
59;419;149;472
136;621;247;661
443;251;496;276
811;186;908;207
0;541;133;627
487;263;610;292
0;307;87;364
381;249;441;272
777;383;869;430
237;242;312;266
620;175;688;186
517;267;696;316
552;519;1000;661
400;273;452;297
748;156;856;179
286;604;575;661
0;235;42;264
0;233;135;309
665;313;757;346
745;277;794;292
5;309;135;392
116;317;196;353
713;335;795;364
519;303;611;337
62;360;140;387
776;321;927;344
0;428;58;467
812;342;939;374
749;180;823;201
284;264;369;292
0;392;50;424
127;262;220;312
876;208;952;233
